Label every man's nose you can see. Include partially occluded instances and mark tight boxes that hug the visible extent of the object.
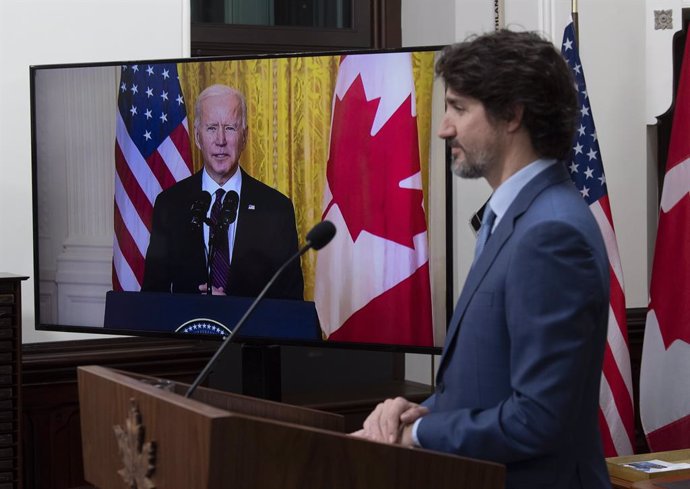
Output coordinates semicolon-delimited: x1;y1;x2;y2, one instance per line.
437;115;454;139
215;129;226;145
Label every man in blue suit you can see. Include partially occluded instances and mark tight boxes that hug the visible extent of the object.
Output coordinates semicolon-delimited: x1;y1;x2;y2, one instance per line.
354;30;612;488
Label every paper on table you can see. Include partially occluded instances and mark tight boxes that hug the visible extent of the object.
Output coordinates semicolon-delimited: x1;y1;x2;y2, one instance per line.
623;460;690;474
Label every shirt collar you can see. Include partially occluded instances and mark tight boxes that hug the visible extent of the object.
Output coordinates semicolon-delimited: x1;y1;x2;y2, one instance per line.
201;166;242;197
488;158;557;229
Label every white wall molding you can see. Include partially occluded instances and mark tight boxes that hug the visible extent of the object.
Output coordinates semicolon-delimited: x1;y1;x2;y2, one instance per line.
538;0;558;41
55;241;113;327
646;1;683;123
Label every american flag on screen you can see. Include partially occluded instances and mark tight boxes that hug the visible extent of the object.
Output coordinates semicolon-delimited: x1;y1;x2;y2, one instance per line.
561;23;634;456
112;63;193;291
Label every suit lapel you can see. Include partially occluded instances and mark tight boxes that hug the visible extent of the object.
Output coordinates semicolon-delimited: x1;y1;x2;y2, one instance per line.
229;168;256;270
437;163;571;378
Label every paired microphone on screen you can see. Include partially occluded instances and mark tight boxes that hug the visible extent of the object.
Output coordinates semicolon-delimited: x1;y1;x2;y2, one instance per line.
189;192;211;228
190;190;239;231
189;190;336;252
218;191;239;230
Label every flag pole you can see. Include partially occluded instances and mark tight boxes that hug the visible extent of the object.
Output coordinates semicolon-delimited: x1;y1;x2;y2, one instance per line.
572;0;579;45
494;0;504;31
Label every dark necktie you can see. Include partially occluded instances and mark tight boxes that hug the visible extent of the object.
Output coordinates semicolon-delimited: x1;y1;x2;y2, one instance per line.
473;204;495;263
210;188;230;291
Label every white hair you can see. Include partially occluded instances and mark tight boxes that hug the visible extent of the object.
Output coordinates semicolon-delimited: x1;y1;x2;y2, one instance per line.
193;84;247;131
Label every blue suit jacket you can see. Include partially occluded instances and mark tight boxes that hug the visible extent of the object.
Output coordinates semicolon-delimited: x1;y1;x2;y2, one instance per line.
418;163;611;489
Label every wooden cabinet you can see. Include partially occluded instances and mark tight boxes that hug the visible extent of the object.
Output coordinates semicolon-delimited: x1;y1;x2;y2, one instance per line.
0;274;27;489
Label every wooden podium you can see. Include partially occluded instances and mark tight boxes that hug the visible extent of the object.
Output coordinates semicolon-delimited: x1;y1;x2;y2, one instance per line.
78;366;505;489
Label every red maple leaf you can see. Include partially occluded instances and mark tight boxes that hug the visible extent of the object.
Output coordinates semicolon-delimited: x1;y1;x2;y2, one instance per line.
325;74;427;248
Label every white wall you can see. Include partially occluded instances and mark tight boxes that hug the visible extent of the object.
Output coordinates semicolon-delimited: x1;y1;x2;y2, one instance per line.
0;0;189;343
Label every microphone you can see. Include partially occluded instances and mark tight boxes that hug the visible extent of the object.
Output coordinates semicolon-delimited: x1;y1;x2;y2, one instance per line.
190;191;212;228
184;220;337;398
217;190;239;231
306;220;336;250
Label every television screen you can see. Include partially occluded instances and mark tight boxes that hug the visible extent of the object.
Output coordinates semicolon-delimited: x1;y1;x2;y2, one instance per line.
30;47;449;352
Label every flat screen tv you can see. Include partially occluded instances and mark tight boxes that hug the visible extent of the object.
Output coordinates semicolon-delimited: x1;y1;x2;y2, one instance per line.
30;46;450;353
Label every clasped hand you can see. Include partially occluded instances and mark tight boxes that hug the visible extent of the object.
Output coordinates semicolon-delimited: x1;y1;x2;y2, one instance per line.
198;284;226;295
351;396;428;447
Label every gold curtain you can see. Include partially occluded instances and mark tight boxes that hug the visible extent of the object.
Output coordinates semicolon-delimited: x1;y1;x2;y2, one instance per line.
178;51;435;300
412;52;436;215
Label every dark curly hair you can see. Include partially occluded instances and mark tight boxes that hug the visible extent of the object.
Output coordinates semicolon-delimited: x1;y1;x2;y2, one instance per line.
436;30;578;160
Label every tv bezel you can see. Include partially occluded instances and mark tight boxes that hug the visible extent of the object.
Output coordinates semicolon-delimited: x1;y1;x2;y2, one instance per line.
29;45;451;355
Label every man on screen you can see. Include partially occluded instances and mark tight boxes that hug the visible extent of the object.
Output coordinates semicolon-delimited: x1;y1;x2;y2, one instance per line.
353;30;611;489
142;84;304;299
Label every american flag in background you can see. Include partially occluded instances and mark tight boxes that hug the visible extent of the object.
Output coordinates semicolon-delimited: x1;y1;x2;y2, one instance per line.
561;22;635;456
113;63;193;291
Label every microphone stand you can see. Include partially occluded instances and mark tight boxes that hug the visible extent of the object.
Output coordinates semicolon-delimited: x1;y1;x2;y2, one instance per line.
205;221;217;296
205;193;239;295
185;242;311;398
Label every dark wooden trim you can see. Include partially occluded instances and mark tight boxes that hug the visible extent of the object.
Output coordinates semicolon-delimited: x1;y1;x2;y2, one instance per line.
191;0;376;56
372;0;401;48
191;23;371;56
0;275;26;489
626;307;646;341
22;337;217;386
625;307;649;454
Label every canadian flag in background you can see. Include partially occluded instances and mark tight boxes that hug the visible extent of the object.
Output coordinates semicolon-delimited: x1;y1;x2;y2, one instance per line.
314;53;434;347
640;30;690;451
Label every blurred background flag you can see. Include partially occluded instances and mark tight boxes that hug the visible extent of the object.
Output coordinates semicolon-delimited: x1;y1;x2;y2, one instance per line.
314;53;433;346
640;28;690;452
561;22;635;456
113;63;193;291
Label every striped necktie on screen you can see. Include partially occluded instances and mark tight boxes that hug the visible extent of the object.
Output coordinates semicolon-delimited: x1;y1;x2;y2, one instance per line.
210;188;230;291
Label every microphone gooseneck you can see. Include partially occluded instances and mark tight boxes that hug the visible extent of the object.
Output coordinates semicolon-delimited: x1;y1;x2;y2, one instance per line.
184;220;337;398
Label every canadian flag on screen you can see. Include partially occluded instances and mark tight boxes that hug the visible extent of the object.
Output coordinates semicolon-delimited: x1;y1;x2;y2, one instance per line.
640;31;690;451
314;53;433;346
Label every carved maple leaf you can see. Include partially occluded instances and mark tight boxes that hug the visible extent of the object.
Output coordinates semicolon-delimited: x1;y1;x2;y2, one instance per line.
325;74;427;248
113;399;157;489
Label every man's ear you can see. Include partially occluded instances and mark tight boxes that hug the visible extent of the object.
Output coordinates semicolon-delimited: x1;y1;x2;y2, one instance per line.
193;127;201;149
241;126;249;151
506;104;525;133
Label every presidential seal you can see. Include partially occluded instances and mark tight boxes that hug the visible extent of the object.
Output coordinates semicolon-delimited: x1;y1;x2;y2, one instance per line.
175;318;231;336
